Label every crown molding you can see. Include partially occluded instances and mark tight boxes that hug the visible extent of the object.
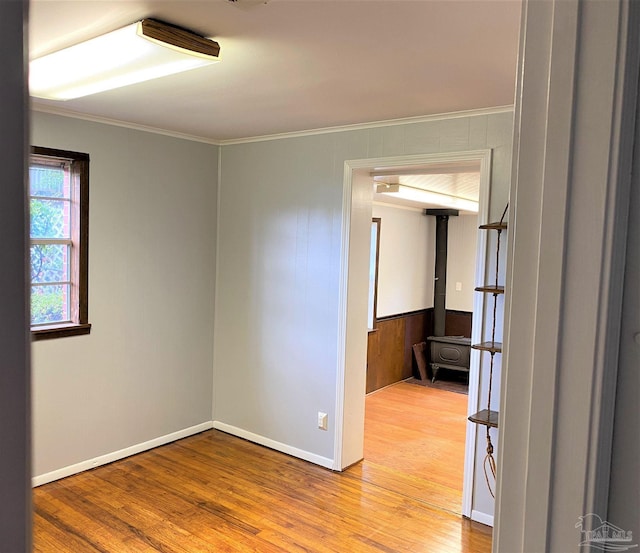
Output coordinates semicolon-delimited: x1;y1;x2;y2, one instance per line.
219;105;515;145
30;104;223;145
31;103;514;146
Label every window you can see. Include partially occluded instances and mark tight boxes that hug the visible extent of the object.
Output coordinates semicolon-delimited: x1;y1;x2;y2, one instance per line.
368;218;381;330
30;147;90;340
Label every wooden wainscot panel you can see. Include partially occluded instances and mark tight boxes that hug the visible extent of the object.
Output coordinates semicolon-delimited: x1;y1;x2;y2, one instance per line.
445;310;472;338
367;308;432;393
366;329;381;393
367;317;405;393
403;310;432;380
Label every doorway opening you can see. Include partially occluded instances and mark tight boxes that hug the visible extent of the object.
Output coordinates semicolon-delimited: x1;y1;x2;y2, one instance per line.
335;150;492;520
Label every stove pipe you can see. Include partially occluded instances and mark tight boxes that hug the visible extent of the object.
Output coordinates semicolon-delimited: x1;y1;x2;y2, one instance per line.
425;209;459;336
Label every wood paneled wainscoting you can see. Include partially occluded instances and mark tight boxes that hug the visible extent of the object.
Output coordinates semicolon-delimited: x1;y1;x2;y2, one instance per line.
367;308;472;393
367;309;432;393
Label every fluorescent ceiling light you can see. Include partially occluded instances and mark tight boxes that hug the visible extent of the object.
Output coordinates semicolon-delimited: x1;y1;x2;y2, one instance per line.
376;183;479;213
30;19;220;100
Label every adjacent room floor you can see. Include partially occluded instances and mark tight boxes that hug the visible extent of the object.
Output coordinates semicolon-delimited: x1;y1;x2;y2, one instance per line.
353;379;469;514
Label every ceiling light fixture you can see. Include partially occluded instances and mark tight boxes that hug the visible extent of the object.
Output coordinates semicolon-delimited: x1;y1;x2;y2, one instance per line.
30;19;220;101
375;183;479;213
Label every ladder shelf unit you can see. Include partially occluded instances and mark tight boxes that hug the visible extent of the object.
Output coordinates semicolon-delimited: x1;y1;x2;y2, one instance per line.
468;211;507;498
468;219;507;429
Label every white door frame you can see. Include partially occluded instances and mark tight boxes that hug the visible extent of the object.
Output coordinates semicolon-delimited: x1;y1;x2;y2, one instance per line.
335;149;493;519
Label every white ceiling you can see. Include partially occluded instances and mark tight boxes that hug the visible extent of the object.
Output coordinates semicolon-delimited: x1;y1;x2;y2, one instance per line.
390;174;479;202
29;0;521;142
372;160;480;212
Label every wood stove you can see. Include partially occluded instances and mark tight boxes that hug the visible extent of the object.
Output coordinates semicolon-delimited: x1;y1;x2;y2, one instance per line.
427;335;471;382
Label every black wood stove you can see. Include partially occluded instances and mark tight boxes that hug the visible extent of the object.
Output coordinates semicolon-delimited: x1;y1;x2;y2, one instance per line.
427;335;471;382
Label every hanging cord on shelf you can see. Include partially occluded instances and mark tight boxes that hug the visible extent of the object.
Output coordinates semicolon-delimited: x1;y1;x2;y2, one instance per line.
483;202;508;498
499;202;509;225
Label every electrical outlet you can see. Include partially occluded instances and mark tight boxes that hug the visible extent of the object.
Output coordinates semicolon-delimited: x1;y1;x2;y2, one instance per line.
317;412;328;430
455;281;463;291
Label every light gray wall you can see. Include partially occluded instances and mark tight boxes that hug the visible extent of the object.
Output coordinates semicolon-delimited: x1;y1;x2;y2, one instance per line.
214;134;343;461
446;214;478;312
372;203;435;317
31;112;218;478
371;207;478;317
0;1;31;550
214;111;513;470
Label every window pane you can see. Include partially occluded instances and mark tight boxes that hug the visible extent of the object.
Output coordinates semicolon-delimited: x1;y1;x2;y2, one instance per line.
30;244;70;283
30;198;70;239
31;284;70;325
30;164;67;198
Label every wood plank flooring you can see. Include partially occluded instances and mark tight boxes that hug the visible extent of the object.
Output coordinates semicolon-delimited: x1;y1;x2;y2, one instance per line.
33;384;491;553
356;381;468;514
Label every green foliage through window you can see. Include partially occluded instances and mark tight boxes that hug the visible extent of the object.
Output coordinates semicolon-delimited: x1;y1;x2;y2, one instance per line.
29;160;72;326
31;286;67;325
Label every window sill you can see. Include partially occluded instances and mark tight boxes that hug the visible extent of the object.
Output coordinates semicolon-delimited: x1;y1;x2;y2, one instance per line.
31;323;92;341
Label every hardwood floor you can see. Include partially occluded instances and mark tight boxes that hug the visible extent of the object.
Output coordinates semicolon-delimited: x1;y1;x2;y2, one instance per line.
33;386;491;553
356;381;468;514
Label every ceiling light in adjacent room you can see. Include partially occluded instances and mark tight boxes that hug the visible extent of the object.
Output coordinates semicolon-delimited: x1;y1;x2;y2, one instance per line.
30;19;220;100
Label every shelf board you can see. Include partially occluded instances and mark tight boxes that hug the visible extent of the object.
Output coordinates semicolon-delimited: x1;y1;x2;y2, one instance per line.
475;285;505;294
479;222;507;230
468;409;499;428
472;341;502;353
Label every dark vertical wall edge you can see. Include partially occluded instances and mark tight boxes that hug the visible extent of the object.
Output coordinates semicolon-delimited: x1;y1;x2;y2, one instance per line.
0;0;32;550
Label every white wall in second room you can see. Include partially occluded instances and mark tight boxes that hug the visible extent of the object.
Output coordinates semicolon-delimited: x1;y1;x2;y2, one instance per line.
372;203;435;318
446;214;478;312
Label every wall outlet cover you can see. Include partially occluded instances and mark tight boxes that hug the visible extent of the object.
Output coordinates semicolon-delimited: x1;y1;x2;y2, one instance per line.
317;412;328;430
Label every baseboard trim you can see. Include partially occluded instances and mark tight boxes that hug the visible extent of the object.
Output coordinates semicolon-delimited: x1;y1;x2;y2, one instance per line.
212;421;334;470
470;509;494;527
32;421;214;487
